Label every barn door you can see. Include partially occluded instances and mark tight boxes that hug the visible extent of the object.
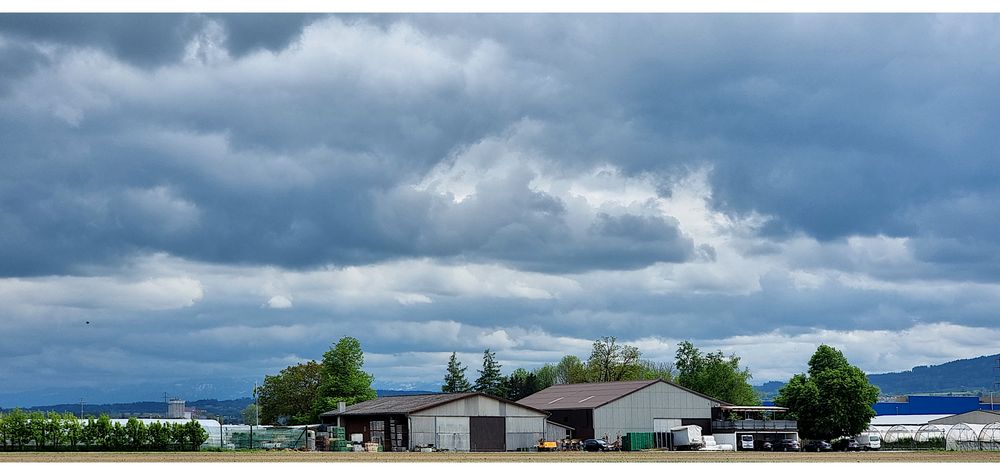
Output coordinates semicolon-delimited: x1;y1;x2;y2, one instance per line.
469;416;506;452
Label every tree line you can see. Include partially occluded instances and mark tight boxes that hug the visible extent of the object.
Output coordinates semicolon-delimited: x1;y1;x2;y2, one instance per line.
442;336;760;405
0;410;208;451
256;334;879;442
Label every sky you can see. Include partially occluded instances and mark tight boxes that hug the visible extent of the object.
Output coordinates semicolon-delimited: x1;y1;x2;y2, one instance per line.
2;13;1000;407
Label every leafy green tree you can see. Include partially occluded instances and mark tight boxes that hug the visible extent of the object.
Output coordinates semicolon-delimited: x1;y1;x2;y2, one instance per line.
554;355;588;384
775;344;879;441
474;349;506;398
124;417;147;451
504;368;543;400
312;337;377;421
534;363;557;389
674;341;759;405
93;414;113;450
184;420;208;450
81;416;98;450
147;422;171;450
28;411;47;449
587;336;642;382
110;421;127;450
62;413;81;450
258;360;324;425
241;404;260;425
169;422;187;451
442;352;473;393
4;409;30;450
637;360;675;382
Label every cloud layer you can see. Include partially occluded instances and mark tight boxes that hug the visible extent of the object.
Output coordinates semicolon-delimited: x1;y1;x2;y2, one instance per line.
2;14;1000;405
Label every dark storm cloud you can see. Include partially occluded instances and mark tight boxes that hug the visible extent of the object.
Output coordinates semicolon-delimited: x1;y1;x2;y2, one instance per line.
0;14;322;67
4;13;1000;404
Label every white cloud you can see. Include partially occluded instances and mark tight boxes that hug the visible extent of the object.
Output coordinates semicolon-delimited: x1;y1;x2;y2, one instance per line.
266;295;293;309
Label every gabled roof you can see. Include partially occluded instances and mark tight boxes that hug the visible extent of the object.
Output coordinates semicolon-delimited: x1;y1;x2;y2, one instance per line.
320;392;549;417
517;379;726;410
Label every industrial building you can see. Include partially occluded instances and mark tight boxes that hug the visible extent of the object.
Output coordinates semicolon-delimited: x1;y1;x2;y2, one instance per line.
319;392;553;452
517;379;724;441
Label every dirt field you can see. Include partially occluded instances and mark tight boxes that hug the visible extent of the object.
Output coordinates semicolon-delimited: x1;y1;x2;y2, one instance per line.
2;450;1000;463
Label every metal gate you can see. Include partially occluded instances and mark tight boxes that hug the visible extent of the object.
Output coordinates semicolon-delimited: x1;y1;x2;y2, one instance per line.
469;417;506;452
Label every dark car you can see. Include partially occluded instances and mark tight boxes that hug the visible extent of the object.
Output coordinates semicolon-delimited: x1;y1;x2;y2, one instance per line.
773;439;800;451
803;440;832;452
753;440;773;451
581;438;612;452
833;438;862;452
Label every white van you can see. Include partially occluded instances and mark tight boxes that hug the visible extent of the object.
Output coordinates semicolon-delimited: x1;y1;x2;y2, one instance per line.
855;433;881;450
740;434;755;450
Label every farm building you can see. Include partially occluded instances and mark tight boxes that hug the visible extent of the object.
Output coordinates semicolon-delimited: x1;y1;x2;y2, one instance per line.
319;392;551;452
930;410;1000;426
517;379;723;441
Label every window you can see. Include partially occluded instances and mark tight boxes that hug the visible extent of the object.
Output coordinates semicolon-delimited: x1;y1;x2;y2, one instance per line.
370;420;385;444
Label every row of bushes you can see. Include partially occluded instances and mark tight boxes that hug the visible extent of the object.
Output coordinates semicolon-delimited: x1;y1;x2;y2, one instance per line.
0;409;208;451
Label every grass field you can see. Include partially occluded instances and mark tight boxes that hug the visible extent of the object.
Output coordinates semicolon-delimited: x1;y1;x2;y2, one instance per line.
2;450;1000;463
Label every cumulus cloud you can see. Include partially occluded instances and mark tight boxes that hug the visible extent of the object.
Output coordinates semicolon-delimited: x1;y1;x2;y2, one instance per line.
3;14;1000;404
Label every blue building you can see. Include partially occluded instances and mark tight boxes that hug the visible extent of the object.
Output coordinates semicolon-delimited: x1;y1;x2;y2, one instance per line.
873;395;982;416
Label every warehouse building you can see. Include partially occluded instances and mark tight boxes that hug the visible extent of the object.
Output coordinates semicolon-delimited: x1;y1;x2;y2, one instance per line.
319;392;552;452
517;379;724;441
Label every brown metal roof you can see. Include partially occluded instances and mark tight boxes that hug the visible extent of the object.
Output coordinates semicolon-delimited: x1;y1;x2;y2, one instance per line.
320;392;550;417
516;380;661;410
517;379;727;410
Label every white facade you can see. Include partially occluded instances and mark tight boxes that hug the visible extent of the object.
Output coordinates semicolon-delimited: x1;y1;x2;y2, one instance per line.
406;394;547;451
592;380;716;440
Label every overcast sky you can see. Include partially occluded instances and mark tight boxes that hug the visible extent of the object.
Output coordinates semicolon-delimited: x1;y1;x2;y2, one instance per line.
3;13;1000;406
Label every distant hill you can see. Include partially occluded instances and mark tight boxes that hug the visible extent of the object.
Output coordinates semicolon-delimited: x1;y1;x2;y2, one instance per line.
867;353;1000;396
1;390;437;422
753;354;1000;399
753;381;786;399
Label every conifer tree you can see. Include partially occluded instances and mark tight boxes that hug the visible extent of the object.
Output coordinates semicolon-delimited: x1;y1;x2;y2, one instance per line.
442;352;472;393
474;349;506;398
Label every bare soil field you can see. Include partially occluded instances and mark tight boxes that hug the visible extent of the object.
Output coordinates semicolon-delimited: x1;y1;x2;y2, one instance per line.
2;451;1000;463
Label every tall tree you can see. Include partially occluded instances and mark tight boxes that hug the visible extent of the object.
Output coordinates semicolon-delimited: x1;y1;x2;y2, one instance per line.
534;363;558;389
504;368;543;400
637;360;675;382
474;349;506;398
258;360;323;425
313;336;377;419
554;355;588;384
587;336;642;382
241;404;260;425
674;340;759;405
775;344;879;441
442;352;472;393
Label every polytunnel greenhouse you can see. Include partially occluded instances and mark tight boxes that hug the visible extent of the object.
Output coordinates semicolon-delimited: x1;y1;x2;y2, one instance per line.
881;425;916;450
979;422;1000;451
946;423;985;451
913;424;946;450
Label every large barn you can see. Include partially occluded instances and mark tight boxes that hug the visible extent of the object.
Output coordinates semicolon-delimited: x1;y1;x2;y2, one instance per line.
517;379;724;440
319;392;553;452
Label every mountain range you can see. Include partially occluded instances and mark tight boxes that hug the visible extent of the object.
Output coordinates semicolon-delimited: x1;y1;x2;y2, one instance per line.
755;353;1000;398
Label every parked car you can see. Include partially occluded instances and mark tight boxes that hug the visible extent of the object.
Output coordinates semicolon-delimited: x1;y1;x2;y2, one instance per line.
833;438;862;451
856;433;881;451
753;440;773;451
803;440;832;452
581;438;612;452
773;439;800;451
